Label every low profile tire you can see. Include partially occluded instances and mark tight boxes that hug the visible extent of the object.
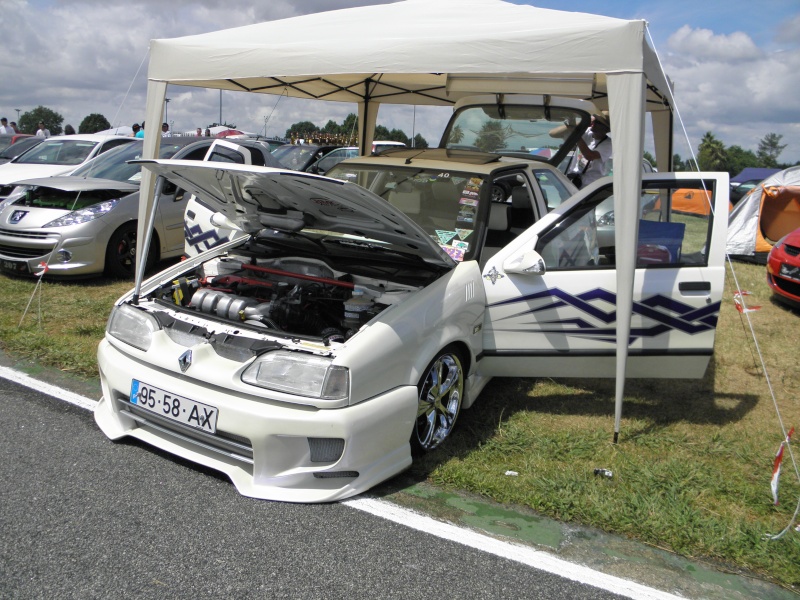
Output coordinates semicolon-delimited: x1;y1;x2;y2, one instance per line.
412;347;465;455
104;223;155;279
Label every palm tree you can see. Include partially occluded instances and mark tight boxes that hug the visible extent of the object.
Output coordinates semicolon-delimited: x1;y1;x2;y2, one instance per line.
698;132;727;171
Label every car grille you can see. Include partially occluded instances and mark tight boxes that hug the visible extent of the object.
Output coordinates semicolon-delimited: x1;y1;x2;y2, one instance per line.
784;243;799;258
0;228;56;259
775;273;800;298
117;399;255;466
0;243;54;259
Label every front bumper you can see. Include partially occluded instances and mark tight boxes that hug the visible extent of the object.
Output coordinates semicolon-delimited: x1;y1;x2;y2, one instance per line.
0;228;106;277
94;338;417;503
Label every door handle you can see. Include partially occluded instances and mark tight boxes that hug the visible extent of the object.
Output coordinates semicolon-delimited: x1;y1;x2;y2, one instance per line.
679;281;710;292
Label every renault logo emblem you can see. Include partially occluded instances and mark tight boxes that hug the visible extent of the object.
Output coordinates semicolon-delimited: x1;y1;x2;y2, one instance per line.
178;349;193;372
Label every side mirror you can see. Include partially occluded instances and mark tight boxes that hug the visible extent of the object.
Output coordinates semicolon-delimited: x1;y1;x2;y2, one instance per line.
504;250;546;275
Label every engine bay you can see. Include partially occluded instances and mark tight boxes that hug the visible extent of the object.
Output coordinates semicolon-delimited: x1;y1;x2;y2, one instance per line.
145;251;422;348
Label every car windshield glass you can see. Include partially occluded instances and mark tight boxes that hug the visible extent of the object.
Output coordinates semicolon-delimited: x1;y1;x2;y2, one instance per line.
16;139;98;165
441;104;589;160
0;137;15;153
326;163;488;262
272;145;320;170
71;140;199;182
0;138;40;160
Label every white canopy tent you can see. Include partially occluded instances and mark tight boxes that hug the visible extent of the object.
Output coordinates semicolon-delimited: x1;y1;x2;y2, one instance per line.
135;0;676;440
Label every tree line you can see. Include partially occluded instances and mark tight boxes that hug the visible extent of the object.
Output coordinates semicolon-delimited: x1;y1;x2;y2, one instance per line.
668;132;793;175
285;113;429;148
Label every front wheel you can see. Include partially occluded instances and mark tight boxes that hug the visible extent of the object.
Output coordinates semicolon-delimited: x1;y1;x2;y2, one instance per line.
412;348;465;454
104;223;155;279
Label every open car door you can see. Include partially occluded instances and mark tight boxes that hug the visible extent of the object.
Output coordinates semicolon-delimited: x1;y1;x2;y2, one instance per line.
479;173;730;380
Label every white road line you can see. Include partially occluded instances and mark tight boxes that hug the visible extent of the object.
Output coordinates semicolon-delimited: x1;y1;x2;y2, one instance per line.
344;497;685;600
1;365;98;411
3;365;685;600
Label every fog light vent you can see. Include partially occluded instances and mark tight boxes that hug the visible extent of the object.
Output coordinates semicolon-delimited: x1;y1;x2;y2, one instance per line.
55;249;72;263
308;437;345;463
313;471;358;479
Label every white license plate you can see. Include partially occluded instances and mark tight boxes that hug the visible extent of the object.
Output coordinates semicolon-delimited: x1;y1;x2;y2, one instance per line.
129;380;218;434
779;263;800;282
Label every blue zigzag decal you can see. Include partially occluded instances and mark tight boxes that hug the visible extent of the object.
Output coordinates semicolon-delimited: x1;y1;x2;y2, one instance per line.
489;287;720;345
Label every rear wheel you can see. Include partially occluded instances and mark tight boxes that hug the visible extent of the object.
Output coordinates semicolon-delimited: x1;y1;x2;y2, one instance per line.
412;347;464;454
104;223;155;279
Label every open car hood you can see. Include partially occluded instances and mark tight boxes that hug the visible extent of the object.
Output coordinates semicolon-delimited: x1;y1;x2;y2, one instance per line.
136;160;456;268
11;176;139;193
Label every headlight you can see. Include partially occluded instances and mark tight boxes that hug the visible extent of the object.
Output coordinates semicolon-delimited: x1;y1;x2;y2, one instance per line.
44;199;119;227
242;351;349;400
106;303;160;351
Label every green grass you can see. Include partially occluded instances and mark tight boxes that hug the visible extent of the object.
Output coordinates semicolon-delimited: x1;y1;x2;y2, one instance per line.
0;262;798;588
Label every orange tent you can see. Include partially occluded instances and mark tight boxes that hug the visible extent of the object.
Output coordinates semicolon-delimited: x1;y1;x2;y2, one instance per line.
671;188;731;217
726;166;800;262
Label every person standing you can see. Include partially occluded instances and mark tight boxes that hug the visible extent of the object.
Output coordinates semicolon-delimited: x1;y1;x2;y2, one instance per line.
161;122;172;137
64;124;76;135
135;121;145;139
196;127;202;136
569;112;612;189
36;121;51;138
10;122;19;133
131;123;141;137
0;118;14;134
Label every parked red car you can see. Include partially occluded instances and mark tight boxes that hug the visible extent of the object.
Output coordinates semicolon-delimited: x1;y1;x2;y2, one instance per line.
767;226;800;308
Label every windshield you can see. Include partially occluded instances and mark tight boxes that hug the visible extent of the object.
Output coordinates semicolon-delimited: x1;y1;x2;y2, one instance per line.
272;145;321;170
0;138;41;160
70;139;210;183
326;163;488;262
440;103;590;165
16;139;98;165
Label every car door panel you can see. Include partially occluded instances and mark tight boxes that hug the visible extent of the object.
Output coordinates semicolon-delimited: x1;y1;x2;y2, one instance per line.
479;173;729;380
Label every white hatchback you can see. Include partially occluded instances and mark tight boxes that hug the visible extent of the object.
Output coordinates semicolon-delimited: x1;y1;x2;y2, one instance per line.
94;148;730;502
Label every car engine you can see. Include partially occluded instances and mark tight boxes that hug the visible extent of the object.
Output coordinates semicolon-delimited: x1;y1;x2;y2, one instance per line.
149;255;415;344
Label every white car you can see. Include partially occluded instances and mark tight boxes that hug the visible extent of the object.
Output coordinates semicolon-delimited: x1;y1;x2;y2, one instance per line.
0;134;137;201
93;148;730;502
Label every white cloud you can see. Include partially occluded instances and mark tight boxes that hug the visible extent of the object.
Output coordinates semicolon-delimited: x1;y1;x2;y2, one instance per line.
662;26;800;163
667;25;762;63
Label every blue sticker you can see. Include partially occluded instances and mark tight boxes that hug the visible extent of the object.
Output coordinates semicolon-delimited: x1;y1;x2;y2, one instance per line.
130;380;139;404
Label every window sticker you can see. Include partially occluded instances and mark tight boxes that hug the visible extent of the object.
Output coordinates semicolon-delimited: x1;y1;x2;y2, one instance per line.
442;245;466;261
436;230;458;245
457;205;476;223
451;240;469;251
456;229;473;240
459;197;479;207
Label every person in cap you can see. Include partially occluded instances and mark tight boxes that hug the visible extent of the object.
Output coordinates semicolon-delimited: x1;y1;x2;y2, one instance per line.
131;123;141;137
0;118;13;135
569;112;612;189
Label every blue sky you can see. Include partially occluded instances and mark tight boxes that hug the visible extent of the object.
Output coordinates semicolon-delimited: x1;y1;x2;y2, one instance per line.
7;0;800;163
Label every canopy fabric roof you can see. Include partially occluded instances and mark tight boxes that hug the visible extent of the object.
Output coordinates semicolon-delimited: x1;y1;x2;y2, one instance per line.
137;0;677;439
145;0;672;111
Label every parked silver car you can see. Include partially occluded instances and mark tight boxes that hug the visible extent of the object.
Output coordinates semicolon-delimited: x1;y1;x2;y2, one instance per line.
0;138;281;278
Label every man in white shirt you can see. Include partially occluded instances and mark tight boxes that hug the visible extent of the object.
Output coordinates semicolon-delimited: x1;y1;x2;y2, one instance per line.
161;122;172;137
0;118;14;135
36;121;50;138
569;113;612;189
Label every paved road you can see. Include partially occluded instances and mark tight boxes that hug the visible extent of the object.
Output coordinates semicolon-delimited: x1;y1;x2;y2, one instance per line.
2;379;631;600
